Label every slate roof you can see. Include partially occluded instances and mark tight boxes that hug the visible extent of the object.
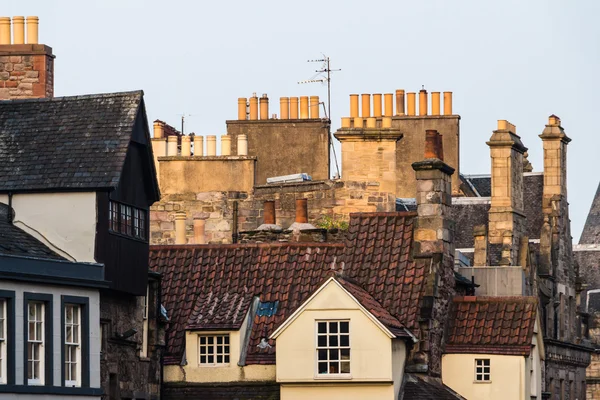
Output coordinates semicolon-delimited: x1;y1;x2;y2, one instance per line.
163;382;280;400
0;203;64;260
150;212;422;366
581;181;600;244
0;91;144;192
402;374;465;400
461;174;491;197
446;296;538;356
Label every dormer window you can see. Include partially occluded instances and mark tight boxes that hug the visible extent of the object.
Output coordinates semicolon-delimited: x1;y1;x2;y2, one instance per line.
198;334;230;366
108;201;147;240
316;320;350;376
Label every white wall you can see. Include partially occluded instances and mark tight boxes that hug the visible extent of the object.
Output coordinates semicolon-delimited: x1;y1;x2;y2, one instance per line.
0;281;101;390
0;193;97;262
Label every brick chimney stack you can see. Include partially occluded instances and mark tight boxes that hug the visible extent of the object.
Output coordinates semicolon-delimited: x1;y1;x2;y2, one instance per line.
0;16;54;100
487;120;527;266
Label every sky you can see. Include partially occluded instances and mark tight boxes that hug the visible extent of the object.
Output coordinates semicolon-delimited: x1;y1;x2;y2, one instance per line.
5;0;599;240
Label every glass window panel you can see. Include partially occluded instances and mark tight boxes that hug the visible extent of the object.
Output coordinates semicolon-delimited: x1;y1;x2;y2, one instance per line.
36;323;42;341
224;355;230;363
224;346;230;353
329;349;339;360
217;336;223;345
318;322;327;333
217;355;222;363
217;346;223;353
29;322;35;339
328;335;338;347
200;337;206;345
200;346;206;354
340;335;349;347
329;362;339;373
341;349;350;360
200;356;206;363
340;321;349;333
207;337;214;345
329;322;338;334
224;335;229;345
341;362;350;373
318;349;327;360
317;335;327;347
207;355;214;363
318;362;327;374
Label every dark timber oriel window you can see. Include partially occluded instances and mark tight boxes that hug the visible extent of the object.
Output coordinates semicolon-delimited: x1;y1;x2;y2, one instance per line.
108;200;147;240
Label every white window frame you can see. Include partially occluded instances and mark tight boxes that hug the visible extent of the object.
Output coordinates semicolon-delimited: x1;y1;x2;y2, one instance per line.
198;334;230;366
140;285;149;358
0;299;6;384
315;320;351;378
27;302;44;385
64;304;81;387
474;358;491;382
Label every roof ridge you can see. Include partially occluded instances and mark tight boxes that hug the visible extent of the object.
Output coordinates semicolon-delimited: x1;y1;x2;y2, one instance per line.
0;90;143;104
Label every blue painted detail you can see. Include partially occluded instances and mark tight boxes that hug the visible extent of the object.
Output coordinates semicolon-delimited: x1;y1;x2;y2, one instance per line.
256;301;279;317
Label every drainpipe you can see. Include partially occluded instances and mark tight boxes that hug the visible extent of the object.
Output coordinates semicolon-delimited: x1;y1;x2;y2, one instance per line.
232;201;238;243
7;192;13;224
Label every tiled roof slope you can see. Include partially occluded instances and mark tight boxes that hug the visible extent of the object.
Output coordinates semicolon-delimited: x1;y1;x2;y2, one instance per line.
0;203;64;260
149;212;421;365
0;91;143;191
446;296;537;356
581;182;600;244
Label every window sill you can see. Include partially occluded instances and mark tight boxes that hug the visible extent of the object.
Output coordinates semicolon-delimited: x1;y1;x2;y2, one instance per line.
314;374;352;380
473;380;492;384
197;364;231;368
0;385;102;396
108;230;148;243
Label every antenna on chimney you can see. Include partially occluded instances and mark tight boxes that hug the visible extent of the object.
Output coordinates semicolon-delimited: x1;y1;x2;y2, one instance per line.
298;54;341;179
177;113;194;135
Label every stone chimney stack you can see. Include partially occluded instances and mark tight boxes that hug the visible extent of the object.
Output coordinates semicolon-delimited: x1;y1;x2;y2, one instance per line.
539;115;571;208
410;129;455;377
487;120;527;266
0;16;54;100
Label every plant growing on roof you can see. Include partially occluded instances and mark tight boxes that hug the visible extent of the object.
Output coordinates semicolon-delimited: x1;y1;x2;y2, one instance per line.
314;215;349;230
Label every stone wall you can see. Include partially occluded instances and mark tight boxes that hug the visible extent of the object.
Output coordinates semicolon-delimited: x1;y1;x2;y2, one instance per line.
150;180;395;245
226;119;330;184
100;277;164;399
0;44;53;99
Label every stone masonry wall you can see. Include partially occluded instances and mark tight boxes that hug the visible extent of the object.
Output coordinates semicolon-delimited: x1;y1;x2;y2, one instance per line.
0;44;53;99
150;180;395;245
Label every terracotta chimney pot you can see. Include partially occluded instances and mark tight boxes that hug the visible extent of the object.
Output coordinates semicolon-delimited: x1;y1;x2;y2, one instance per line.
295;199;308;223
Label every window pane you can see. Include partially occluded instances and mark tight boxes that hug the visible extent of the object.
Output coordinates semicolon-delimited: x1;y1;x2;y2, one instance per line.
224;336;229;345
36;322;42;341
200;337;206;345
318;349;327;361
318;322;327;333
207;355;214;363
200;355;206;363
224;355;230;363
329;362;339;373
341;362;350;373
217;336;223;345
340;335;349;347
317;335;327;347
224;346;230;353
217;355;222;363
341;349;350;360
329;322;338;334
329;349;339;360
340;321;349;333
200;346;206;354
207;337;214;345
217;346;223;354
328;336;338;347
29;322;35;339
318;362;327;374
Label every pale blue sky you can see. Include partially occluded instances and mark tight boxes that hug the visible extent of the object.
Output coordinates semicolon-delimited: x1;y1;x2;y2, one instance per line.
6;0;599;240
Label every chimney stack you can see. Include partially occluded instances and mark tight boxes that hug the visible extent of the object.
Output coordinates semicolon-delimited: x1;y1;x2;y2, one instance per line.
487;120;527;265
0;16;53;100
540;115;571;202
472;225;489;266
